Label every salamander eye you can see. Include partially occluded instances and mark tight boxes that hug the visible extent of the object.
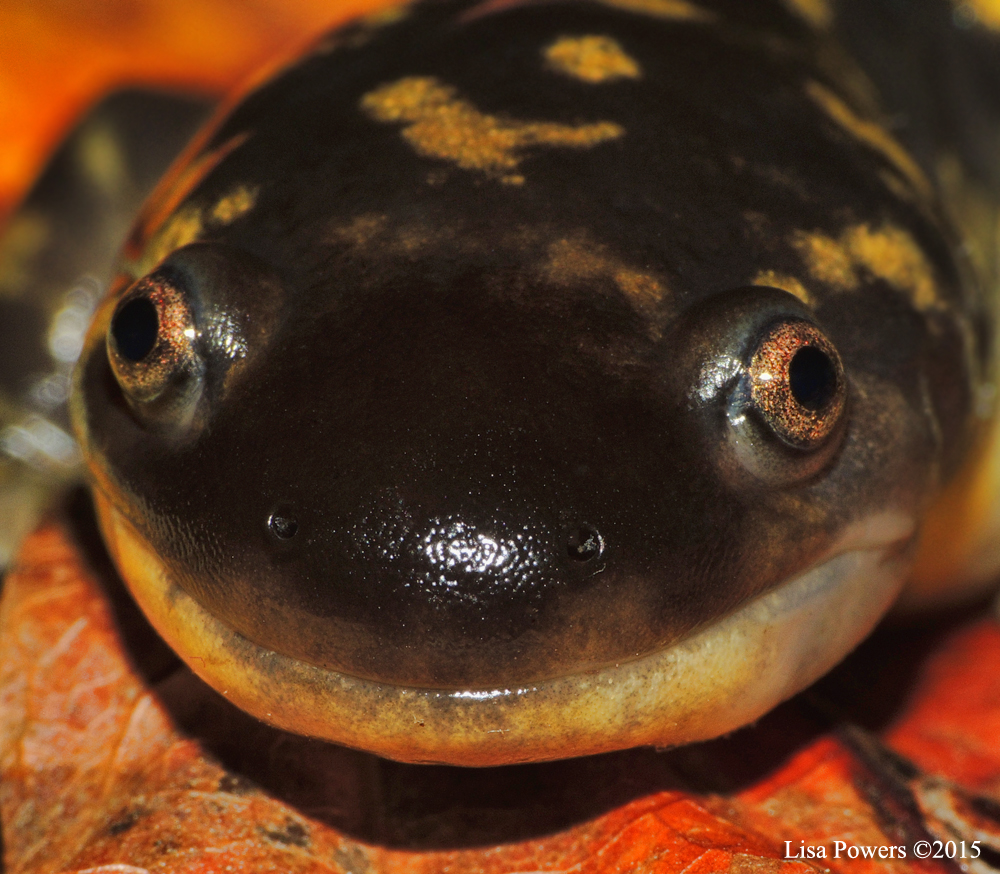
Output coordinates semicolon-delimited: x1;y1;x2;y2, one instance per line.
747;321;845;449
107;272;203;417
724;316;847;484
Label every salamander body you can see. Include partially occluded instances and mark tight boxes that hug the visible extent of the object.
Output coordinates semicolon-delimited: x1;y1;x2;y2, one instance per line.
5;0;1000;765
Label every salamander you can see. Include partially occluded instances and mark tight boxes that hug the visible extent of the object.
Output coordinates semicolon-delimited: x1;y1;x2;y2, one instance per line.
4;0;1000;767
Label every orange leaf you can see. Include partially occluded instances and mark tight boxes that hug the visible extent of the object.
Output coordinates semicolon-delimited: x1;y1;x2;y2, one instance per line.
887;621;1000;793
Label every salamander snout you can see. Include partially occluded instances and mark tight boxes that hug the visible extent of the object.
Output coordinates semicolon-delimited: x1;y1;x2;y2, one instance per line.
77;242;924;763
82;245;851;691
139;271;733;690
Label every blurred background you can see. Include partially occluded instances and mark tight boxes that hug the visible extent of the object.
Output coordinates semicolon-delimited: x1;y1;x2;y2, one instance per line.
0;0;397;223
0;0;397;570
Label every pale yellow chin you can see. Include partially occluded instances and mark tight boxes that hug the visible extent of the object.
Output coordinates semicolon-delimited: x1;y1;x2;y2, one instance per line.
94;492;915;766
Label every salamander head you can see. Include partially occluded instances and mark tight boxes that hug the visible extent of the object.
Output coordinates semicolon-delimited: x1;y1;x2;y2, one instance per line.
72;0;981;764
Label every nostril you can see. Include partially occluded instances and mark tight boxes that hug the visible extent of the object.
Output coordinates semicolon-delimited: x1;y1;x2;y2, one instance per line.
267;510;299;540
567;523;603;562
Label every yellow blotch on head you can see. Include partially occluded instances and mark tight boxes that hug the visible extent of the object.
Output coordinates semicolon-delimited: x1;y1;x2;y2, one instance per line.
614;269;666;311
544;35;642;83
331;3;413;51
780;0;833;28
790;230;857;290
329;213;389;249
752;269;814;305
358;3;411;29
591;0;715;21
127;133;251;276
361;77;624;184
211;184;258;225
791;223;940;310
135;183;259;277
328;211;466;259
139;206;204;276
542;233;669;333
805;81;933;203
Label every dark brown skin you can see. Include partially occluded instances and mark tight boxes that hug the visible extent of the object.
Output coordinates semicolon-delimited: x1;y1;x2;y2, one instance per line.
73;0;983;729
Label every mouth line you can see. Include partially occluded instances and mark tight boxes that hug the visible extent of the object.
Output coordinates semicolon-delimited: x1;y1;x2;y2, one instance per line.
95;491;916;766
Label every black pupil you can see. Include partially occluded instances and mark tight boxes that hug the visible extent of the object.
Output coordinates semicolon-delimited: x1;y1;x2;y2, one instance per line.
788;345;837;410
111;297;159;362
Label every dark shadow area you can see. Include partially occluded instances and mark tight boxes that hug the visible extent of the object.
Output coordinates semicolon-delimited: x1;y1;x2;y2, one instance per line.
65;490;995;850
808;597;992;731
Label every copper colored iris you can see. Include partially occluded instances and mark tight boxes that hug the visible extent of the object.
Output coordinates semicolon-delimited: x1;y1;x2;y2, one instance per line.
748;321;845;449
107;274;198;404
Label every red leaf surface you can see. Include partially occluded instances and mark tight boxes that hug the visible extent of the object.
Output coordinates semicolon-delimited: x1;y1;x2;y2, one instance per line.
887;622;1000;791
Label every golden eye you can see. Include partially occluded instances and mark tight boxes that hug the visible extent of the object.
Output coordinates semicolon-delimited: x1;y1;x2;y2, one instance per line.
748;321;845;449
107;273;201;409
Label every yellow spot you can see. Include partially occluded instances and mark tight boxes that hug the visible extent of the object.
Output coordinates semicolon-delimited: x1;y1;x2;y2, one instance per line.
330;213;389;249
328;212;467;261
791;230;857;290
846;225;939;309
359;3;410;29
136;183;258;276
780;0;833;28
211;184;258;224
542;234;668;319
791;223;940;310
877;168;918;208
127;133;251;274
360;76;624;184
614;269;664;306
141;206;204;274
340;3;413;49
752;270;813;305
806;81;932;202
590;0;715;21
544;35;642;83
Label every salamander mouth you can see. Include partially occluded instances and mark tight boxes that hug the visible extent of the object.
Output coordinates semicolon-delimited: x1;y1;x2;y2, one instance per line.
95;492;915;765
